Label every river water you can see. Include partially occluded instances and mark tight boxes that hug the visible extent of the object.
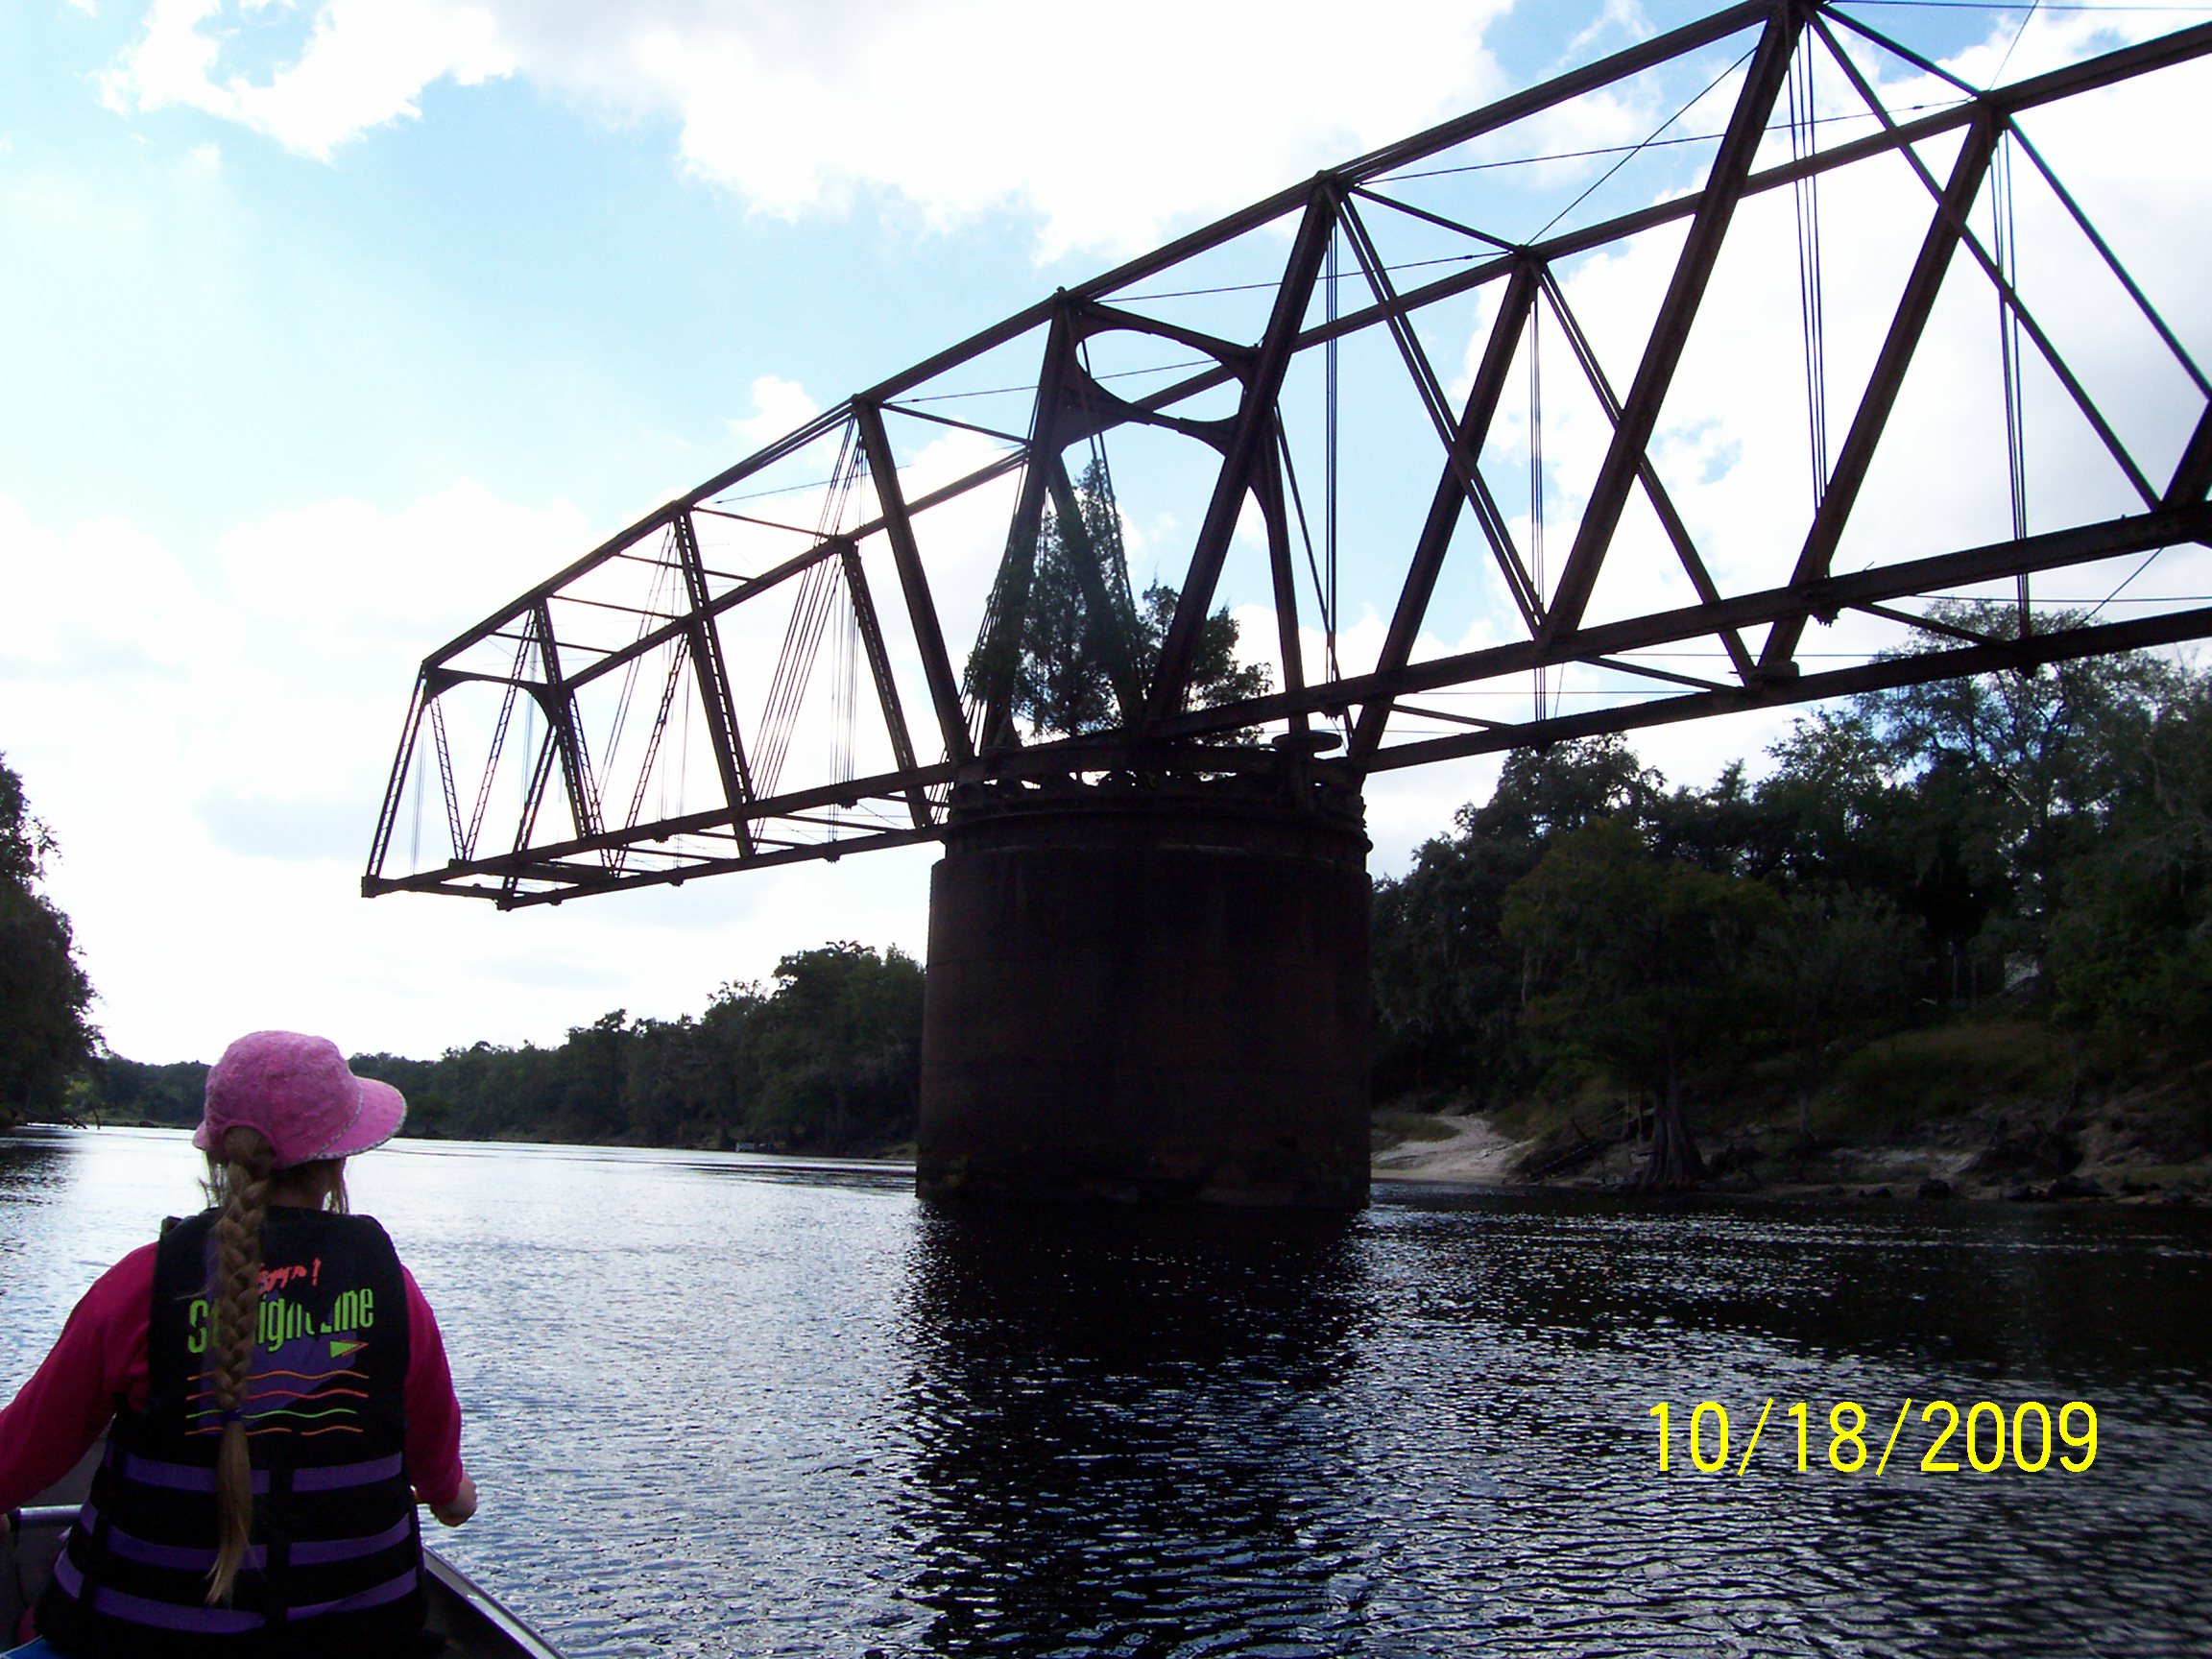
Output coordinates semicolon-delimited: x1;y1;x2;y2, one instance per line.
3;1126;2208;1657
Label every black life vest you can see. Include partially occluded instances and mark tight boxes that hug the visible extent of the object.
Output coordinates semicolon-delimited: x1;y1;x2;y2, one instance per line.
38;1208;426;1659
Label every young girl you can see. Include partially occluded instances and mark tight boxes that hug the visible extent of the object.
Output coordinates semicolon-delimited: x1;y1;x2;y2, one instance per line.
0;1030;478;1656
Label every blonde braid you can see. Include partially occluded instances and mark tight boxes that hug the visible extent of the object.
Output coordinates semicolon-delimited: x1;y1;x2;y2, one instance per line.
205;1126;275;1605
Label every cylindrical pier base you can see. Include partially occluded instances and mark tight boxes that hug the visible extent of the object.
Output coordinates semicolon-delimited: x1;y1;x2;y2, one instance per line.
918;773;1370;1208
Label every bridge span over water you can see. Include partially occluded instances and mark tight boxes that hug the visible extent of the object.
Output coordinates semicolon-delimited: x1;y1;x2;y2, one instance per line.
367;1;2212;1205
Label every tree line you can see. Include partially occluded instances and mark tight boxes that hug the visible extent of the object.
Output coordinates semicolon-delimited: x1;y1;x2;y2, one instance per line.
0;757;96;1121
81;943;926;1157
1375;603;2212;1184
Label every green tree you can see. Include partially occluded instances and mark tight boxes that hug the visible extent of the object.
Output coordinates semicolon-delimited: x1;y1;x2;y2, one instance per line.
1131;581;1271;724
1370;737;1659;1101
1760;888;1916;1134
2046;672;2212;1050
552;1009;631;1142
0;756;98;1121
967;459;1269;739
1849;603;2183;979
1503;818;1783;1187
743;943;925;1150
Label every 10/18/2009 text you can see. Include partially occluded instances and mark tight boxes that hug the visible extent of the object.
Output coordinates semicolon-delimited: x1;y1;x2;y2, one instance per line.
1648;1399;2097;1476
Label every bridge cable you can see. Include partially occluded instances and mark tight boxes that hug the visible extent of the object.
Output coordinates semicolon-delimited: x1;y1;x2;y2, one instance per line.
755;424;861;801
1993;128;2033;636
1077;334;1138;626
1791;42;1832;518
1325;228;1340;690
1529;289;1548;723
1531;45;1755;244
1993;0;2044;84
596;528;684;869
463;634;529;864
1276;422;1344;709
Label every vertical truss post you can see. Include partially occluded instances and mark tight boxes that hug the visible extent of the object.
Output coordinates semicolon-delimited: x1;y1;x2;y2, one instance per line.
1145;181;1340;727
1543;0;1805;641
671;510;758;857
833;539;932;829
1255;455;1309;732
975;305;1083;750
1350;260;1541;760
853;399;974;765
530;601;604;858
1761;107;2002;674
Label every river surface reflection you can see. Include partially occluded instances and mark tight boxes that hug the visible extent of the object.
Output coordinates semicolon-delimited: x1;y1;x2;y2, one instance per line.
3;1127;2208;1656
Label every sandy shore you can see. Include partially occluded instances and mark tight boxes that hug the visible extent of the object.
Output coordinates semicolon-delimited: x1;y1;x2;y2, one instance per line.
1369;1110;2210;1202
1371;1116;1529;1185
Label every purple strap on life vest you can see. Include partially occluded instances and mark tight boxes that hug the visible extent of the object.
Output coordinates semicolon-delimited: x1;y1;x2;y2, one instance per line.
106;1449;249;1494
294;1453;404;1492
79;1506;413;1573
292;1514;415;1565
289;1563;421;1622
109;1449;401;1494
50;1553;261;1635
50;1551;420;1634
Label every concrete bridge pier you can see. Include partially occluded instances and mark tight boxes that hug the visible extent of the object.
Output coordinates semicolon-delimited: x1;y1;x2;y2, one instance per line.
917;769;1371;1208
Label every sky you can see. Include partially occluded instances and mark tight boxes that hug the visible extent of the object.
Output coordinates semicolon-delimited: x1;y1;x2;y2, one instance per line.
5;0;2210;1066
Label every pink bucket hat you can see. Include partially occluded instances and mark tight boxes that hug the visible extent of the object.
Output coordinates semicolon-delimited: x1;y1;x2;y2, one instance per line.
195;1030;406;1169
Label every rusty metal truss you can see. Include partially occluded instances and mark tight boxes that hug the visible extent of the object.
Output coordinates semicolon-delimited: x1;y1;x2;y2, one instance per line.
367;0;2212;908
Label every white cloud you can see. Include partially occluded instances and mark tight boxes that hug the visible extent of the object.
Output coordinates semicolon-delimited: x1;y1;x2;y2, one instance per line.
1567;0;1655;62
103;0;514;159
99;0;1515;255
217;479;586;641
726;374;819;452
3;496;234;677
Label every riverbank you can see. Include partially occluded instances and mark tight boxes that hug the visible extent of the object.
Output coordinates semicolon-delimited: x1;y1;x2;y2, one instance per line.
1374;1016;2212;1202
1370;1099;2212;1202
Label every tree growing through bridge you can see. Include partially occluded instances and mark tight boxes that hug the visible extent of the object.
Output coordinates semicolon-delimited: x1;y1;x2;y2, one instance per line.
967;459;1268;740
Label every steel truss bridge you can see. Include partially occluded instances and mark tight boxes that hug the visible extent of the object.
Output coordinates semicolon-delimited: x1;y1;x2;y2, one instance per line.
368;0;2212;909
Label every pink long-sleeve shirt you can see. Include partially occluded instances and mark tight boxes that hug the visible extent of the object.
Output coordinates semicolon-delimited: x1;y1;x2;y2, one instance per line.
0;1242;468;1513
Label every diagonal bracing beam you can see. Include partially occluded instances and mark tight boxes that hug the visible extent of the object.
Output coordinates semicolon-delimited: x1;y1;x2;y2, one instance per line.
1145;181;1339;726
672;512;759;857
1759;106;2001;676
1543;0;1804;642
1350;259;1542;761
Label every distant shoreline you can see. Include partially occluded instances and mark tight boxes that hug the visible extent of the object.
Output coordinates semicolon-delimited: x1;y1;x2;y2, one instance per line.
1371;1106;2210;1205
15;1114;2203;1206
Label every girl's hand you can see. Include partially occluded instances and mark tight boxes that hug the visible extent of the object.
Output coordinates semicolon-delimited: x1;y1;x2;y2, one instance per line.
429;1473;477;1527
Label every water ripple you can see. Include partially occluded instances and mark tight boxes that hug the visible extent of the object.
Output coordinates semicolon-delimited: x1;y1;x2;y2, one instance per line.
3;1132;2209;1656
